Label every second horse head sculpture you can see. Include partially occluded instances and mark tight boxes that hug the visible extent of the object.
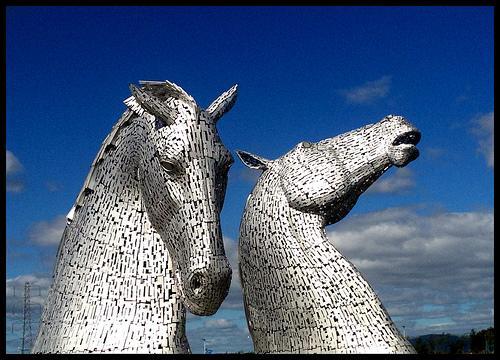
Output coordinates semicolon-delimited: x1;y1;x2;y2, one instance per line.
237;115;420;353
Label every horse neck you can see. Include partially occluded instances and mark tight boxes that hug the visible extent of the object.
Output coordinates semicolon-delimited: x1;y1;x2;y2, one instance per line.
72;115;145;239
244;170;337;263
243;171;408;347
69;114;183;293
39;114;189;353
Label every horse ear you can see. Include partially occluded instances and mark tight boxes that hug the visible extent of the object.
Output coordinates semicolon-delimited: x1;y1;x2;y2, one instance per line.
206;84;238;123
236;150;270;170
129;84;176;125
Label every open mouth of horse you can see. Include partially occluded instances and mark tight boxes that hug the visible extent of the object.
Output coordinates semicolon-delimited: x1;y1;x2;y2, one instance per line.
392;130;421;147
388;130;421;167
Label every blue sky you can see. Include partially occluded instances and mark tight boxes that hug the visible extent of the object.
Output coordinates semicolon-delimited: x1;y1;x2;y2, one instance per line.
6;6;493;354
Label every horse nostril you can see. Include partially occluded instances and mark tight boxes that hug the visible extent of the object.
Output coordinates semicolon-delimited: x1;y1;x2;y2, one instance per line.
190;273;204;293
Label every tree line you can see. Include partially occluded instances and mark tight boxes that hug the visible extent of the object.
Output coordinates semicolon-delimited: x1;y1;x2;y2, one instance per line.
411;327;494;354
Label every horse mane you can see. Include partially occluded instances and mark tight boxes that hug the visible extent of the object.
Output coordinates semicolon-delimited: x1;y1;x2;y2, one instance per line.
66;80;197;223
65;108;135;223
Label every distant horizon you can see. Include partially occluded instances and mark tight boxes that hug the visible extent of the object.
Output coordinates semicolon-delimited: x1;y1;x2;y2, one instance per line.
6;5;493;354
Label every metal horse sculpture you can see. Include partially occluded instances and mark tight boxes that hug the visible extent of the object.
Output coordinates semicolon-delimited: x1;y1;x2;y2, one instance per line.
33;80;237;353
237;115;420;354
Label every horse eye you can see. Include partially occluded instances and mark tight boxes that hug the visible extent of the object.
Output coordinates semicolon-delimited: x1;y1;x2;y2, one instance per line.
160;160;178;174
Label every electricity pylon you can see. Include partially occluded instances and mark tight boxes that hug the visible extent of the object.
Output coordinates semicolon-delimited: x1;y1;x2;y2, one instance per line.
21;282;33;354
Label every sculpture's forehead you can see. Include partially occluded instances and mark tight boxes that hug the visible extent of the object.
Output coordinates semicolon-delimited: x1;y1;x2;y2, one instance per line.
278;116;417;166
310;120;396;152
277;123;381;164
328;123;378;144
154;120;228;161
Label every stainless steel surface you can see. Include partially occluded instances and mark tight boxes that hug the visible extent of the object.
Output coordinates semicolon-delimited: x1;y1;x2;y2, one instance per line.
237;115;420;353
32;80;237;353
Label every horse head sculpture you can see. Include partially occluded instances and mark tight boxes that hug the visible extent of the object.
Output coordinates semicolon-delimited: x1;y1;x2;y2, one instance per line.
129;80;236;315
33;80;237;353
236;115;420;353
238;115;420;225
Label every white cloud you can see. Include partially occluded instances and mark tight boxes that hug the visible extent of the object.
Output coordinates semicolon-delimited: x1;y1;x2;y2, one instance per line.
204;318;236;329
367;167;415;194
45;181;62;192
187;316;251;353
6;180;25;193
471;112;494;168
6;150;23;175
6;274;52;353
327;206;493;336
6;150;25;193
6;274;52;317
28;215;66;246
340;75;392;104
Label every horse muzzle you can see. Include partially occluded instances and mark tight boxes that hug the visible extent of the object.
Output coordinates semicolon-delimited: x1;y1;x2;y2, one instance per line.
388;129;421;167
177;255;232;316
